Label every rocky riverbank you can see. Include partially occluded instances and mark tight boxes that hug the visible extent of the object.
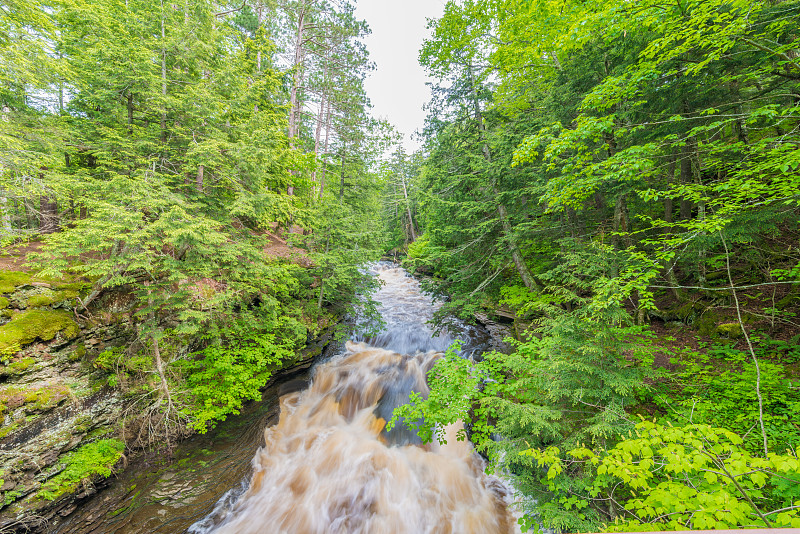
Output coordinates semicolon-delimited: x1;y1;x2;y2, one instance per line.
0;269;136;531
0;264;341;533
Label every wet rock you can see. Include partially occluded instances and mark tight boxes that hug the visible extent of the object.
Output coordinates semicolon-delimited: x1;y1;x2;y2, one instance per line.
57;504;76;517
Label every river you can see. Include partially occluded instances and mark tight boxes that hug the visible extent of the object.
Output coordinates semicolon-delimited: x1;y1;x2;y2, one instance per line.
55;263;519;533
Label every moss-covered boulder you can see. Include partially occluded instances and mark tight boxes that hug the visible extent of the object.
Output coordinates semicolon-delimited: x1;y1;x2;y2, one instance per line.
716;322;744;338
26;290;77;308
26;291;59;308
695;310;720;337
651;300;707;324
0;271;32;294
0;310;80;356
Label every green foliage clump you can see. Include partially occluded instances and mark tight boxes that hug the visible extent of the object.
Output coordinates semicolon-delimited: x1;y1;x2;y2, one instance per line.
181;309;305;433
38;439;125;501
0;272;31;294
402;232;443;277
92;348;123;371
0;309;80;356
656;342;800;453
0;297;8;309
528;421;800;530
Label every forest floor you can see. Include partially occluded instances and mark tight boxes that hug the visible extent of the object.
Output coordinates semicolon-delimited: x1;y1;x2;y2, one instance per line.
262;229;314;267
0;240;42;271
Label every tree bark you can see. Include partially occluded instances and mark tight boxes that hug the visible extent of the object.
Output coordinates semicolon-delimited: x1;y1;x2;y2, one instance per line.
196;164;204;192
1;193;11;236
288;4;306;144
40;195;59;234
593;191;606;211
286;5;307;197
613;193;633;249
691;140;707;285
311;79;327;198
400;173;417;242
127;92;134;133
319;100;332;198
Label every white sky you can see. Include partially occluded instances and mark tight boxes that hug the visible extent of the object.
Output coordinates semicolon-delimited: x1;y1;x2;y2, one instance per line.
354;0;447;152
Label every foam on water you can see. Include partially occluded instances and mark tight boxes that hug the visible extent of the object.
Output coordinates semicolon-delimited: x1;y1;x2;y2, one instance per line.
189;263;518;534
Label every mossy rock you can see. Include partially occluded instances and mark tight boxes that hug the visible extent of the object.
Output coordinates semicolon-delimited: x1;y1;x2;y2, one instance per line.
775;292;799;310
37;438;125;501
69;343;87;362
0;271;32;294
0;383;68;415
658;300;707;323
26;289;79;309
0;421;21;440
55;281;90;293
25;385;70;413
4;357;35;375
71;414;95;434
696;311;720;337
27;291;58;308
717;322;744;338
0;297;8;309
0;309;80;356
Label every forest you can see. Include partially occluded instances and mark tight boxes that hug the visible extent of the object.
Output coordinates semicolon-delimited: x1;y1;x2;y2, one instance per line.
1;0;800;532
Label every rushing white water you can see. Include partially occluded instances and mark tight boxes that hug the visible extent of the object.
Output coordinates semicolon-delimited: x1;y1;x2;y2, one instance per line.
189;263;518;534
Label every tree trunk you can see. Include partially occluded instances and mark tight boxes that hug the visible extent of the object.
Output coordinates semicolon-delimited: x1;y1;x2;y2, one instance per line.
691;141;707;285
339;149;346;202
288;5;306;145
319;100;332;198
663;153;676;228
613;193;633;249
311;84;327;198
160;0;167;143
1;193;11;236
593;191;606;211
127;92;134;133
679;152;693;220
400;173;417;242
196;164;204;192
467;63;539;291
286;7;306;197
679;103;693;220
39;195;59;234
24;198;35;229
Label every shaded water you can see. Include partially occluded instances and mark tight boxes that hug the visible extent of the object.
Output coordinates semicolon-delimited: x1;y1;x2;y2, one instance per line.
190;263;517;534
54;263;517;533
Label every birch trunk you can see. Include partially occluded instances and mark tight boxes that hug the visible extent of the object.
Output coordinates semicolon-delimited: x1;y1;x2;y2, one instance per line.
319;99;332;198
